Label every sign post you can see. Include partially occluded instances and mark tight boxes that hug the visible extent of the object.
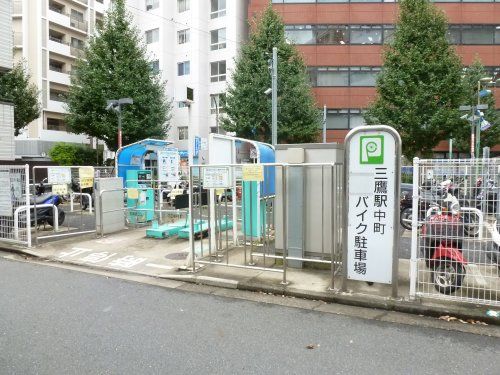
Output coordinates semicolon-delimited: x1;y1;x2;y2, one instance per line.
342;125;401;298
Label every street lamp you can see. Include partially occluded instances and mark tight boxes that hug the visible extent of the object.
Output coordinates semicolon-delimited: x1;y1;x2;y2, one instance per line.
106;98;134;150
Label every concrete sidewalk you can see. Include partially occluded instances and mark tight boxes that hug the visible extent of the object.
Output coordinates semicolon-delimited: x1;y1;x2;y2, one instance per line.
2;228;500;326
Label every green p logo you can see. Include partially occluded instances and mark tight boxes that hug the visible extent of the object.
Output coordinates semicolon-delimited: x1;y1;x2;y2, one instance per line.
360;135;384;164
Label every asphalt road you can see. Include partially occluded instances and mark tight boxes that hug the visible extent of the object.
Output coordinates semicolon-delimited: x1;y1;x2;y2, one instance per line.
0;258;498;375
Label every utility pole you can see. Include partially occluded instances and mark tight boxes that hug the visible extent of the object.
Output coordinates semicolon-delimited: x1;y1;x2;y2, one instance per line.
271;47;278;146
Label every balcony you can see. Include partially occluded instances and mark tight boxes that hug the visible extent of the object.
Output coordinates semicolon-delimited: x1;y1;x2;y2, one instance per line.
48;69;71;86
48;8;88;33
94;0;106;14
11;0;22;15
70;18;88;33
12;32;22;47
48;8;71;29
48;37;71;56
47;99;67;113
70;47;85;58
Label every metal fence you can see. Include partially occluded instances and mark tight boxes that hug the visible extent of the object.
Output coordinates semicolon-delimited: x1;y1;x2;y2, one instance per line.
189;163;344;287
98;178;191;236
410;158;500;306
31;166;99;245
0;165;31;247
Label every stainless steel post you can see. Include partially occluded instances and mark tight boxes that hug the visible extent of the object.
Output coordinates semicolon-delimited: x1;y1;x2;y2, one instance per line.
271;47;278;146
281;166;288;285
189;167;196;272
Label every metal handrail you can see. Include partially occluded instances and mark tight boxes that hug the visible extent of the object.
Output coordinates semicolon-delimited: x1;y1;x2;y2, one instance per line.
14;204;58;240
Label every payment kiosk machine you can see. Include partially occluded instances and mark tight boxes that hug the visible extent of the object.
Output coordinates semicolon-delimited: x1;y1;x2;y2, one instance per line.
126;169;154;224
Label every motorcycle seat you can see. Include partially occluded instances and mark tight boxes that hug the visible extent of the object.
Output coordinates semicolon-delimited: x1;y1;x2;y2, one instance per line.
30;194;55;205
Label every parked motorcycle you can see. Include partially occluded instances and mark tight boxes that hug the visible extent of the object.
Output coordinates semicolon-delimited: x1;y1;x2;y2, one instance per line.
71;178;94;211
421;194;466;295
29;181;66;227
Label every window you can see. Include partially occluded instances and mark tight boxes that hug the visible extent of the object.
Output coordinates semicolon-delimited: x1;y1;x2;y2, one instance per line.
50;89;68;102
285;25;315;45
178;29;190;44
150;60;159;74
49;59;64;73
145;28;159;44
177;0;189;12
211;0;226;19
350;67;380;86
317;67;349;86
210;93;226;114
146;0;159;11
495;26;500;44
178;126;188;140
326;109;366;130
309;67;380;87
210;61;226;82
71;37;84;49
326;109;349;129
178;61;190;76
316;25;349;45
210;28;226;50
350;25;382;44
70;9;84;22
447;26;461;44
46;118;67;131
349;110;366;128
383;25;395;44
461;25;494;44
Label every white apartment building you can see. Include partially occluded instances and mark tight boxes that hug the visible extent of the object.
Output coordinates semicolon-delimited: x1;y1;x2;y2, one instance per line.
12;0;110;160
125;0;249;156
0;0;15;161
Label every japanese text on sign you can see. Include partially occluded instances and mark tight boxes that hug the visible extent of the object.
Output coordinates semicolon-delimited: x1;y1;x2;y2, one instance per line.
203;167;231;189
347;131;397;284
48;167;71;185
242;165;264;182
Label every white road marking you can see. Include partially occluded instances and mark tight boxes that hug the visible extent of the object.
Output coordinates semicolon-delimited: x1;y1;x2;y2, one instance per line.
145;263;174;270
108;255;147;269
58;248;93;258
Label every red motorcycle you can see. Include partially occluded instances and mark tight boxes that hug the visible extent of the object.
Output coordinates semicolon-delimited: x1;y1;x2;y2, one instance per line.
421;196;467;295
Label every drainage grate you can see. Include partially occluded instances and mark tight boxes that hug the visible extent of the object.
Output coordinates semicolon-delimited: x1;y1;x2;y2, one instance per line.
165;252;189;260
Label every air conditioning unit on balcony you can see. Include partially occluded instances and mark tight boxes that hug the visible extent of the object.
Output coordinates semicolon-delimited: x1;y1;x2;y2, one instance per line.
146;5;152;10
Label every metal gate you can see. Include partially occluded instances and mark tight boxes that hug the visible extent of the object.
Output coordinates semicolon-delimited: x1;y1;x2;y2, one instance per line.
409;158;500;306
32;165;98;245
0;165;31;247
189;163;344;287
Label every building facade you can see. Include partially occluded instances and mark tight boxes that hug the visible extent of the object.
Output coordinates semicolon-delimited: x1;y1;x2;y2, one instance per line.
249;0;500;156
0;0;15;161
125;0;249;153
12;0;110;159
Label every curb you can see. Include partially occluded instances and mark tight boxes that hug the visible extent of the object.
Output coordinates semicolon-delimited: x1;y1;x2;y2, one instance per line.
2;246;498;326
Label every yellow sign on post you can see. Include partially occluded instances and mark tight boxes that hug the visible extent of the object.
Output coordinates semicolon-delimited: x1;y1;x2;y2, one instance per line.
79;167;94;189
242;164;264;182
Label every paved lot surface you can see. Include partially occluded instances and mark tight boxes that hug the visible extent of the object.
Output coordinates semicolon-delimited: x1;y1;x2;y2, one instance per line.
1;258;498;375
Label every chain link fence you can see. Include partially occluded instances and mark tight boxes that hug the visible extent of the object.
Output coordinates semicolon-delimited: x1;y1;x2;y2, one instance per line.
410;158;500;305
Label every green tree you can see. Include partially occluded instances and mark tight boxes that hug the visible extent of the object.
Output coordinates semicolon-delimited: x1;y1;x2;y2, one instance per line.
222;5;320;144
48;143;101;166
364;0;464;158
452;60;500;154
66;0;171;151
0;61;40;136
